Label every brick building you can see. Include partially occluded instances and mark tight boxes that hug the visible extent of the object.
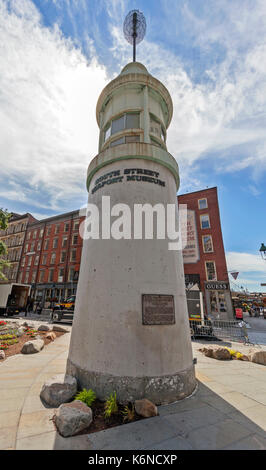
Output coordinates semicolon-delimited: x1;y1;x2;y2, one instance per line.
17;210;84;307
0;213;37;283
177;187;233;320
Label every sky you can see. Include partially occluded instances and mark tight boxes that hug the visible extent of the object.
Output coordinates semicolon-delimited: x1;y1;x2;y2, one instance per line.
0;0;266;292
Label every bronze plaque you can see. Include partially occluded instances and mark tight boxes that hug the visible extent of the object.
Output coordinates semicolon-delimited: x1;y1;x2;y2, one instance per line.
142;294;175;325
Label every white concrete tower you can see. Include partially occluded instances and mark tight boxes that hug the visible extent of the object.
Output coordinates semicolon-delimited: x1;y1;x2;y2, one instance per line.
66;60;197;404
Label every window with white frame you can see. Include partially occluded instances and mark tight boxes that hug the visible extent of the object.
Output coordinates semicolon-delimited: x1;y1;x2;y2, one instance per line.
71;249;76;262
200;214;210;229
202;235;214;253
48;269;54;282
198;198;208;210
72;234;78;245
205;261;217;281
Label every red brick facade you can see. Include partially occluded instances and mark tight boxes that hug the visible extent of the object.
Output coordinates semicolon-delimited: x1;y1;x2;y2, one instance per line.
17;210;84;304
177;187;233;319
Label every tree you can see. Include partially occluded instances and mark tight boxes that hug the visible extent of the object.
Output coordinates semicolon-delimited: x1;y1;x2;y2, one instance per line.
0;209;11;280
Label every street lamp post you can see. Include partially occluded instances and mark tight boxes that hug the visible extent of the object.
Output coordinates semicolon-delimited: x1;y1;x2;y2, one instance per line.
259;243;266;260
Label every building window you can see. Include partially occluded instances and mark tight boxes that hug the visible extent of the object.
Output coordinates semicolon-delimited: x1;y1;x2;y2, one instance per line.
60;251;66;263
48;269;54;282
27;232;31;240
205;261;217;281
104;112;140;142
25;244;29;253
73;220;79;231
21;256;25;267
58;268;64;282
39;270;45;282
50;252;56;264
64;223;69;232
62;237;68;248
202;235;214;253
44;239;49;250
33;230;37;239
68;267;75;281
104;124;111;141
110;136;125;147
39;228;44;238
150;115;165;142
47;226;51;236
42;254;47;265
71;249;76;261
53;238;58;249
37;241;41;251
110;135;140;147
24;271;29;283
72;234;78;245
31;270;37;283
30;242;35;252
55;225;60;234
34;255;39;266
27;255;32;267
200;214;210;229
198;198;208;210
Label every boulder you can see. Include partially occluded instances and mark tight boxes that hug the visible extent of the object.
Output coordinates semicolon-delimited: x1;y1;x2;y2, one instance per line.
135;399;158;418
52;325;69;333
212;347;231;360
21;339;44;354
0;350;5;360
45;331;56;341
16;327;26;337
199;347;231;360
249;350;266;366
55;400;93;437
199;347;214;358
40;374;77;407
37;324;51;332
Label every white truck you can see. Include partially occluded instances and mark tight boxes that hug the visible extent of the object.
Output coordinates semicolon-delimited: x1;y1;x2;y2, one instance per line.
0;283;31;316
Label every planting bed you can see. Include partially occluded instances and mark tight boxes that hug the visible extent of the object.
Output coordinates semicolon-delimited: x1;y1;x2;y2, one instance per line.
0;321;65;361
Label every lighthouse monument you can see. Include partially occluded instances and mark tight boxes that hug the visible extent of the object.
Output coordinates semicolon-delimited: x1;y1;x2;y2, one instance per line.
66;10;196;404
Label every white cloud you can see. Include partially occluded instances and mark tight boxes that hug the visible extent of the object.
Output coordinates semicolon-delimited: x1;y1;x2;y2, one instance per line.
0;0;108;212
226;251;266;273
108;1;266;178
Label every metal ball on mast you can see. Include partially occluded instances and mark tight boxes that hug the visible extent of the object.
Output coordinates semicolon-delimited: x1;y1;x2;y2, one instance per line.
123;10;146;62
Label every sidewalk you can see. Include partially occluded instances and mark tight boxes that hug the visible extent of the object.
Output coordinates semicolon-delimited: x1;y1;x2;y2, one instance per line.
0;323;265;450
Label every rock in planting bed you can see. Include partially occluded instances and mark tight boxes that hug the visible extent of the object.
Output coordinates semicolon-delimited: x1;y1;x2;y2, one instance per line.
0;320;66;361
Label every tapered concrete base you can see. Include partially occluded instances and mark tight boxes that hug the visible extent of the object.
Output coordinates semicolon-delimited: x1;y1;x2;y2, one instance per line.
67;358;196;405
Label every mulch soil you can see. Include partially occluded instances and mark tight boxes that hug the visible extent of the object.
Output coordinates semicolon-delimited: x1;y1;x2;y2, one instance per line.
52;399;144;435
0;324;65;361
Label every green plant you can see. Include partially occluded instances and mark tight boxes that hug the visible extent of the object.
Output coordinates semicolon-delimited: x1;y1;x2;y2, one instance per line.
75;388;96;407
3;338;18;345
121;403;135;422
0;334;17;340
104;392;118;419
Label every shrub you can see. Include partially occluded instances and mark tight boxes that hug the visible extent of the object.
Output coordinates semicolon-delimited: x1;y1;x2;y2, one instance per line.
104;392;118;419
75;388;96;407
122;403;135;422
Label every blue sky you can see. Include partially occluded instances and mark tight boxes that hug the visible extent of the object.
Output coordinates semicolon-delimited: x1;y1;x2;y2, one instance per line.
0;0;266;291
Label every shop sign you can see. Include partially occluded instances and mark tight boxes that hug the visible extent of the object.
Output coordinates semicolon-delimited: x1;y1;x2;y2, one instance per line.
205;281;229;290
